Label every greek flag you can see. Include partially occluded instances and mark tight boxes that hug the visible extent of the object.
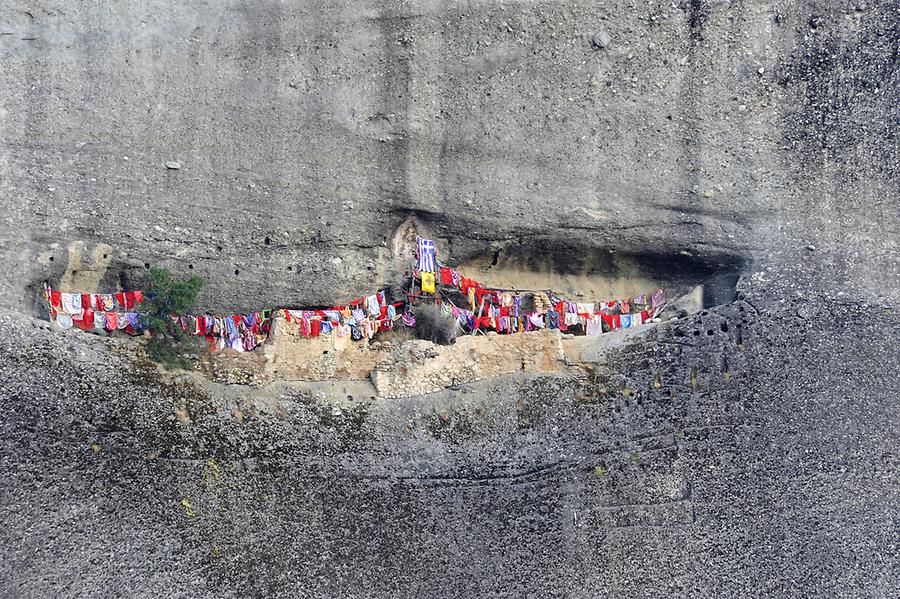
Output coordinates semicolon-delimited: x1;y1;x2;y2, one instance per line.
416;236;435;272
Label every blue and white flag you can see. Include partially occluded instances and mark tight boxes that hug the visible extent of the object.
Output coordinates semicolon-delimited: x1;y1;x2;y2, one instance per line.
416;236;435;272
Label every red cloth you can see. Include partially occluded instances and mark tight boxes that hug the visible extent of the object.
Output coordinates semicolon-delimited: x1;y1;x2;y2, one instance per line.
75;309;94;329
440;267;453;286
380;306;388;319
105;312;118;330
81;294;91;310
134;290;143;303
641;309;652;322
284;310;292;323
601;313;620;331
500;306;509;317
124;291;136;310
310;319;321;337
115;292;126;307
50;290;61;308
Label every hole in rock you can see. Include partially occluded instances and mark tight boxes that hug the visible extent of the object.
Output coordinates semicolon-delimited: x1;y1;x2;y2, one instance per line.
48;256;54;262
454;240;748;311
234;269;240;276
720;322;729;333
287;266;293;271
188;264;193;270
264;237;271;245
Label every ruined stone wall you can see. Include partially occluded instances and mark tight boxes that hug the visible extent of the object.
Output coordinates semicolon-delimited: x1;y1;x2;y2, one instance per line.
370;330;566;398
262;316;566;398
263;318;387;381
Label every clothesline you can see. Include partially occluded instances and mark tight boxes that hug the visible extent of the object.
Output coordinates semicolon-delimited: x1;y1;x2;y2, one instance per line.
43;236;668;350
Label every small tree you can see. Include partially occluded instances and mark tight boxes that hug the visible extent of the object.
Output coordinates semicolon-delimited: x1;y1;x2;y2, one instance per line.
141;267;204;370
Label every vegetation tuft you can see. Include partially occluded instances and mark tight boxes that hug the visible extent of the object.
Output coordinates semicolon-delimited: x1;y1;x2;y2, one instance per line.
142;267;204;370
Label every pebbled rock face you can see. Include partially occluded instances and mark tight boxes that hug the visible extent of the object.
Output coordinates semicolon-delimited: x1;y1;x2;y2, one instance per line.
0;1;897;311
0;277;898;598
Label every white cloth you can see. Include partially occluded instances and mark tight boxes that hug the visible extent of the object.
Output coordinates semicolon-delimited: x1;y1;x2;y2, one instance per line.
366;295;380;317
586;314;603;336
61;293;83;316
55;313;74;329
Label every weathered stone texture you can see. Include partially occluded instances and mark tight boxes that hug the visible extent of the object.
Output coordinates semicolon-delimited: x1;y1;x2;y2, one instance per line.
1;1;897;312
0;276;897;597
0;0;898;597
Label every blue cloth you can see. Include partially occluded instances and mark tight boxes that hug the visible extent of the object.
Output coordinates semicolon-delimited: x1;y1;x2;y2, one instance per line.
416;236;435;272
547;310;559;329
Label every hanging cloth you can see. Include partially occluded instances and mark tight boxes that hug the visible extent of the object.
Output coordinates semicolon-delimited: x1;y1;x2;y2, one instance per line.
416;236;436;272
421;272;436;294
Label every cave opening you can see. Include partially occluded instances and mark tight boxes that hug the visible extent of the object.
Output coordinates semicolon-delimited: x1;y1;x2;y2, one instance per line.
454;240;748;311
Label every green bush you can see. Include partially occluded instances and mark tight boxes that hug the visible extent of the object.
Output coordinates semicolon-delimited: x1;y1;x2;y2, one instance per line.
141;267;204;370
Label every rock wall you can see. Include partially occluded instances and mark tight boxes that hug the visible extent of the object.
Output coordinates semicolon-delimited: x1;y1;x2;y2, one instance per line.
0;0;898;597
1;1;897;313
0;275;896;597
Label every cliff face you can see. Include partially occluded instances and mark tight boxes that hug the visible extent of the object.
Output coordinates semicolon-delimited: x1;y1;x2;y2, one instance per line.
0;1;898;597
1;0;897;311
1;277;897;598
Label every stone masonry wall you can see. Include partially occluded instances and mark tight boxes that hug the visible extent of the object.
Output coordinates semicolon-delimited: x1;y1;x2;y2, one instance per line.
370;330;566;399
261;316;566;398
